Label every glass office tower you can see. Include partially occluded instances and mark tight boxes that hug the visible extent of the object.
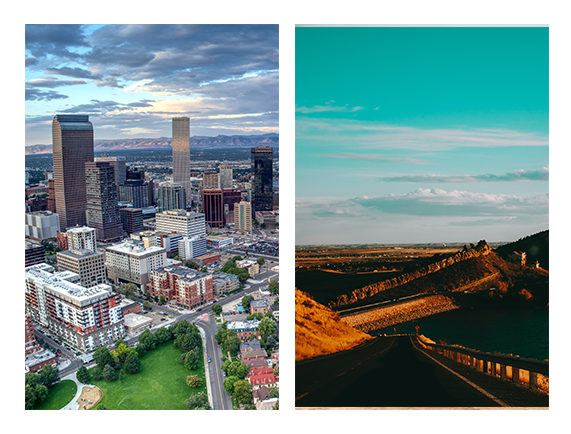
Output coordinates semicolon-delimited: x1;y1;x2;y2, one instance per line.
52;114;94;231
251;146;274;215
172;117;191;202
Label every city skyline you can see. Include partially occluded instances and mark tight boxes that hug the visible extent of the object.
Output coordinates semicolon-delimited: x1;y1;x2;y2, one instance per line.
296;26;549;245
25;24;279;148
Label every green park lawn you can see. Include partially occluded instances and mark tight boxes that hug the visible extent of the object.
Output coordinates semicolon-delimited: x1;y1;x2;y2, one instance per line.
91;342;207;410
35;379;77;410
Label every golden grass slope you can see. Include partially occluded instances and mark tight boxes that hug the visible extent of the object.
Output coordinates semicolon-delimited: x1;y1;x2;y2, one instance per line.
296;288;372;361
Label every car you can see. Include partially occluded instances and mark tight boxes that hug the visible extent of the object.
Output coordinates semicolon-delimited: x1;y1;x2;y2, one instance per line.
208;358;211;363
160;318;165;321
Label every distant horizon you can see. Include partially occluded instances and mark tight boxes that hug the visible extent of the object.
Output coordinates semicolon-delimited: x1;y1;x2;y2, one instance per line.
25;131;280;149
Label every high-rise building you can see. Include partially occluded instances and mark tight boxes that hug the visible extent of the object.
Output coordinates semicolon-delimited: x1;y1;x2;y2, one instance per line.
119;208;144;235
251;146;273;215
203;172;219;189
25;211;60;240
25;240;46;267
234;201;252;233
149;265;213;309
156;182;187;212
219;161;233;189
203;189;224;228
94;156;126;186
56;248;106;288
66;226;97;252
178;236;208;261
85;161;123;242
222;188;242;224
52;114;94;230
47;179;56;212
172;117;191;200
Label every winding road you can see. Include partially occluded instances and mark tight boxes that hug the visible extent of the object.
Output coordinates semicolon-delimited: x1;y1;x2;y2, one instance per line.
296;335;548;408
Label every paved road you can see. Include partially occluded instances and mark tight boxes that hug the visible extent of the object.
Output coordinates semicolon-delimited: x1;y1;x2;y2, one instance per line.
296;335;548;408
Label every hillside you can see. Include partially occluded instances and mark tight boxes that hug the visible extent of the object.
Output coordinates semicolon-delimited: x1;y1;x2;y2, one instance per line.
329;240;493;308
295;289;372;361
329;241;549;310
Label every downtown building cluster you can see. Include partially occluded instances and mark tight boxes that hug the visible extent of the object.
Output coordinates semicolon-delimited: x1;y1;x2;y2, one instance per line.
24;113;277;359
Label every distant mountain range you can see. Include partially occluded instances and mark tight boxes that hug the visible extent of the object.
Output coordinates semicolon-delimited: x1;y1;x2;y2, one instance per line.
25;133;279;155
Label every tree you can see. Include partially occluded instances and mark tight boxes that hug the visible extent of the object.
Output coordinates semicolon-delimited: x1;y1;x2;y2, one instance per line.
117;282;138;299
214;322;228;344
223;375;239;394
185;261;199;270
258;317;277;343
103;364;117;381
118;368;126;383
143;300;152;311
237;273;249;284
76;366;91;384
39;364;59;388
212;304;222;315
200;266;208;273
241;295;254;311
266;335;277;349
185;348;200;371
232;380;253;406
257;256;265;266
135;343;147;357
175;332;201;353
270;386;279;398
93;346;113;368
35;384;49;403
268;280;279;294
154;327;172;344
159;295;167;305
170;319;196;337
185;392;211;410
186;375;203;388
222;360;249;379
124;352;141;374
222;333;242;357
138;329;157;351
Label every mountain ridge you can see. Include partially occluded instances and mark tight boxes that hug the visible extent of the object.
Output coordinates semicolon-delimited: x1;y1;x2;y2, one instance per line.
25;133;279;155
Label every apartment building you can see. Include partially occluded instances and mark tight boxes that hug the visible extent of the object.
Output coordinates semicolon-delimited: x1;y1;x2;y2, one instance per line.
25;263;125;352
56;248;106;288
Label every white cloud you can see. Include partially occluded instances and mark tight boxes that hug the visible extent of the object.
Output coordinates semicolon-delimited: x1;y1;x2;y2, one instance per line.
308;188;548;219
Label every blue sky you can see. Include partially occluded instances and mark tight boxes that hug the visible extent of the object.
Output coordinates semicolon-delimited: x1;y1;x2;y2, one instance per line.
25;24;279;147
295;26;549;245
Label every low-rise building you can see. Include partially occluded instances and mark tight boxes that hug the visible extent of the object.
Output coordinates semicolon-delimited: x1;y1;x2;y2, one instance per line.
123;313;153;335
193;253;220;267
227;319;260;342
212;272;239;296
105;239;167;292
178;236;208;261
236;259;259;277
250;299;269;316
207;235;234;249
149;265;214;309
25;348;58;373
25;211;60;240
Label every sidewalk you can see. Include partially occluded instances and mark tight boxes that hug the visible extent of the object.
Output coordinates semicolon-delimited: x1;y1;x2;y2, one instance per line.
60;371;97;410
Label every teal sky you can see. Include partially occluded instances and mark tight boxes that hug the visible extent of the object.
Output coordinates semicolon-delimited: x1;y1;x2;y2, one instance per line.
295;26;549;245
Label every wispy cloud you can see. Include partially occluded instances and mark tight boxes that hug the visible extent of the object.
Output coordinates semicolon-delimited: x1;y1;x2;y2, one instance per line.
296;101;365;114
321;152;428;165
380;167;549;183
296;118;548;150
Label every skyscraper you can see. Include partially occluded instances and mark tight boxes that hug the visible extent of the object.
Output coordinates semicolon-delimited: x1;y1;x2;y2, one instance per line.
172;117;191;201
251;146;273;214
85;161;123;242
52;115;94;230
219;161;233;189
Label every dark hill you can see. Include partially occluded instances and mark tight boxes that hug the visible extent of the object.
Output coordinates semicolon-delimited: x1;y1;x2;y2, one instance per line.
494;230;549;270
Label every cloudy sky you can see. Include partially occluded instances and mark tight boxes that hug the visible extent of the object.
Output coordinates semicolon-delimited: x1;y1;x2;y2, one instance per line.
25;24;279;147
295;26;549;245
